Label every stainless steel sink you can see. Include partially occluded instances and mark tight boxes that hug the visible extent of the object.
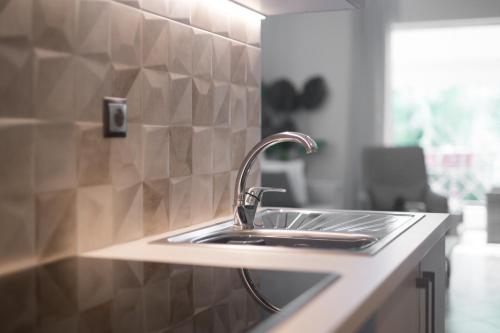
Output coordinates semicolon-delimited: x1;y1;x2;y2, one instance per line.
161;208;424;255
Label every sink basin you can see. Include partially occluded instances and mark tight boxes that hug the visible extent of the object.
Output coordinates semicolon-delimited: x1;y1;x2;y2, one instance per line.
193;229;376;249
161;208;423;254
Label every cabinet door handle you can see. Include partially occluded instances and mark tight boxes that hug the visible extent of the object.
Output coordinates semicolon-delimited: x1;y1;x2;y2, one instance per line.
416;271;435;333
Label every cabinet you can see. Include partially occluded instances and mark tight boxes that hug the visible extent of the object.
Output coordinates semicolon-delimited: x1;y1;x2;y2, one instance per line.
360;237;446;333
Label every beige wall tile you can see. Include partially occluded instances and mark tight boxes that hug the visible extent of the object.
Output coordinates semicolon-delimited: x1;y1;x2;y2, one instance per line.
192;30;212;80
77;122;111;187
213;80;230;126
168;21;192;75
75;55;112;122
0;0;262;270
231;42;246;85
167;0;191;23
212;36;230;82
34;49;75;121
141;0;168;17
0;122;35;268
110;123;143;190
246;46;260;87
142;11;168;71
33;0;76;52
77;0;111;55
113;183;143;243
169;73;192;125
142;68;169;125
0;41;33;118
191;175;213;224
230;84;247;131
36;189;77;261
143;179;169;236
213;172;231;218
169;126;192;177
77;185;113;252
212;127;231;173
192;127;212;175
192;78;212;126
0;0;32;41
169;176;191;229
231;129;246;171
143;126;169;180
35;122;77;193
111;2;142;122
246;87;261;127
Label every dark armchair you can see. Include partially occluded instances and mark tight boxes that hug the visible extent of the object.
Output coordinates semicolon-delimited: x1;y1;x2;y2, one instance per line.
361;146;448;213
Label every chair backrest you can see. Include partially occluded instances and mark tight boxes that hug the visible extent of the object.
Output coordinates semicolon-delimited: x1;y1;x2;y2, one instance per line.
362;146;429;210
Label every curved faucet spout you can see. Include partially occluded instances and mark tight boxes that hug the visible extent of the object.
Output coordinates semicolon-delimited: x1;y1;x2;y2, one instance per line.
233;132;319;228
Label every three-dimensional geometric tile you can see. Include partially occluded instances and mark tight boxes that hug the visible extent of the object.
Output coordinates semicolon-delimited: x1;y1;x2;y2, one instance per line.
143;125;169;180
143;68;170;125
76;185;113;252
192;78;213;126
213;172;231;218
168;21;192;75
213;80;230;126
169;126;192;177
111;2;141;67
170;73;192;125
212;36;230;82
77;0;111;55
142;12;168;70
230;42;246;85
246;87;261;127
143;179;169;236
193;30;212;80
246;46;261;87
141;0;168;18
75;55;112;122
192;126;213;175
77;122;111;187
33;0;75;52
35;122;77;192
169;176;191;229
167;0;191;24
231;129;246;170
212;128;231;173
0;40;33;118
110;123;143;190
191;175;213;224
34;49;75;121
113;182;143;243
230;84;247;131
36;189;77;260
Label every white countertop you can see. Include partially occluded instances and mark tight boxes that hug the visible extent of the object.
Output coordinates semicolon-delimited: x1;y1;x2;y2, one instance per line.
83;211;450;333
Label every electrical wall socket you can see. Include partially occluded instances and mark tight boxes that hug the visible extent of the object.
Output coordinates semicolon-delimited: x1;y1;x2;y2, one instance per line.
103;97;127;138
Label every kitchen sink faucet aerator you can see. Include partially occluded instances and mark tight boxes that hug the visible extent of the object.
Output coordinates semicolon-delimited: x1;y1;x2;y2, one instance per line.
233;132;318;229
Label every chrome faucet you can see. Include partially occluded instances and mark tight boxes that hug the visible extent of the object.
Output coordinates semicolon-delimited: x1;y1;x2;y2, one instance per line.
233;131;319;229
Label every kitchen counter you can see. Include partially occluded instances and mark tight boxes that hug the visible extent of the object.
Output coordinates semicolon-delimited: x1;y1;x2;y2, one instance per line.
82;210;450;333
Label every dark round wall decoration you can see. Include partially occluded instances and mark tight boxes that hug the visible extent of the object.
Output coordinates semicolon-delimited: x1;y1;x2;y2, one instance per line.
300;76;328;110
267;79;300;112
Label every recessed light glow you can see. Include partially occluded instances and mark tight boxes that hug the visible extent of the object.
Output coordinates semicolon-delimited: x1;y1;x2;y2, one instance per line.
210;0;266;21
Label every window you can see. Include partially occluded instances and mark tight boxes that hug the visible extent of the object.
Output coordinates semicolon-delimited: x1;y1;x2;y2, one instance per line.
388;23;500;212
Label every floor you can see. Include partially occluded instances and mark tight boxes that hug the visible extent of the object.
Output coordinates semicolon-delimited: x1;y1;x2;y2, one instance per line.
446;206;500;332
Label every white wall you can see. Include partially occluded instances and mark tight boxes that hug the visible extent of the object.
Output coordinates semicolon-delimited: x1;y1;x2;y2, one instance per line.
262;11;356;208
262;0;500;209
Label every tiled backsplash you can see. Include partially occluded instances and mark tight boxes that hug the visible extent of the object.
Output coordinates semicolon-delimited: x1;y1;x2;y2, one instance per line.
0;0;261;271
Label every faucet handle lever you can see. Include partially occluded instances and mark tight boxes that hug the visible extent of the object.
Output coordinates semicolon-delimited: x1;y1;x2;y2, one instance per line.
245;187;286;204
